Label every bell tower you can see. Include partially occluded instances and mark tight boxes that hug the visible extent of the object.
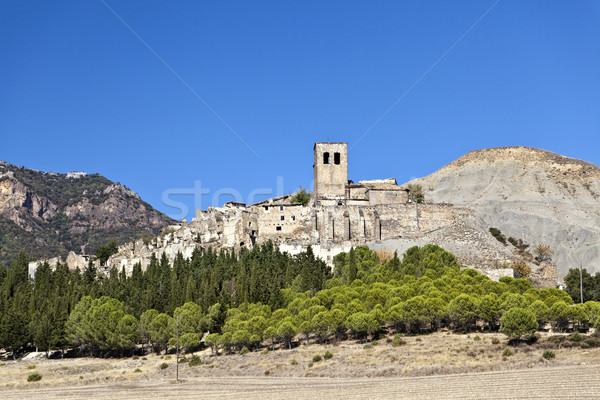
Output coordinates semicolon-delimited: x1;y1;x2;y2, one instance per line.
313;142;348;205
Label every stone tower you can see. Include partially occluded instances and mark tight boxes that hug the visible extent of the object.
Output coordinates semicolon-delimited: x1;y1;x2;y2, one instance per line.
313;142;348;205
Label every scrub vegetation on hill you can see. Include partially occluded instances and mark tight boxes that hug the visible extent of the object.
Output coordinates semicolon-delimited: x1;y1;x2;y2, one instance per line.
1;243;600;359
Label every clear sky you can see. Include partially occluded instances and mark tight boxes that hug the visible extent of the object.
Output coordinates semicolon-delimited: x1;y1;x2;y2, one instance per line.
1;1;599;221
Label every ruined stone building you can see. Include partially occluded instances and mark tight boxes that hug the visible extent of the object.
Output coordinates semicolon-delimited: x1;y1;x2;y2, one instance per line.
89;142;458;274
29;143;563;286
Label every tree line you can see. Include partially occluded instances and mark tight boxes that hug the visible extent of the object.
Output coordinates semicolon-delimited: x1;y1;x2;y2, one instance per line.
0;242;330;357
2;243;600;358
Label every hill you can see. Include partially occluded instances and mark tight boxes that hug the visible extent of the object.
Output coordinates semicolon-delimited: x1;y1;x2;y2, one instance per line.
407;147;600;276
0;161;174;265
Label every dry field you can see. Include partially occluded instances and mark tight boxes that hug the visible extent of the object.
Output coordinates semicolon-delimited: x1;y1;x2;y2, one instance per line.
2;331;600;399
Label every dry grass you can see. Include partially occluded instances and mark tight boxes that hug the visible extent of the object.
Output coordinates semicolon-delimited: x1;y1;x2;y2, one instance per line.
2;331;600;398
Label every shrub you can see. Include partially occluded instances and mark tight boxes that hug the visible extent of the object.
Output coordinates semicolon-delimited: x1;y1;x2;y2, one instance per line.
543;350;556;360
581;337;600;348
363;344;373;350
189;355;202;366
27;364;36;369
290;359;298;365
491;337;500;345
502;349;513;357
240;346;250;355
27;373;42;382
392;335;404;347
324;351;333;360
159;362;169;370
289;188;311;206
164;355;172;360
473;335;481;341
179;357;188;363
312;355;322;362
568;332;582;342
489;228;507;245
512;260;532;279
134;368;142;373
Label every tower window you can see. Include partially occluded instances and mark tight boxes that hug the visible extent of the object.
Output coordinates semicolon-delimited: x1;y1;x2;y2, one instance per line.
323;152;330;164
276;226;282;231
334;152;341;165
280;215;285;221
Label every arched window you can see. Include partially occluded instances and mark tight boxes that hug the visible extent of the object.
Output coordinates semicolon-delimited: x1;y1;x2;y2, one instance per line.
334;152;341;165
323;152;330;164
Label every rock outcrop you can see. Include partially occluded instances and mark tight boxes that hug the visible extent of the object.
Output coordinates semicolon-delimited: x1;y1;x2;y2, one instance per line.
0;161;174;265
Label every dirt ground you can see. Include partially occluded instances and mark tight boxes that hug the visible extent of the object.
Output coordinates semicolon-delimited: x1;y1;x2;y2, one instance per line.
2;331;600;399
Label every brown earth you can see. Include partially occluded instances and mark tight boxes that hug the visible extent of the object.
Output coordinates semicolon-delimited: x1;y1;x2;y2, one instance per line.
2;331;599;399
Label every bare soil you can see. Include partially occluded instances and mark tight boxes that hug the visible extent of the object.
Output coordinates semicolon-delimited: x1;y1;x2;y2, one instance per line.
2;331;599;399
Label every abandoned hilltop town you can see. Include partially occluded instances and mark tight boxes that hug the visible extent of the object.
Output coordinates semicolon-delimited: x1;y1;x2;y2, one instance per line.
28;142;461;274
31;142;558;285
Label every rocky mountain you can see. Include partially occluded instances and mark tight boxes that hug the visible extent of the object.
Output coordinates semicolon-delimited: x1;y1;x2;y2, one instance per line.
0;161;174;266
407;147;600;277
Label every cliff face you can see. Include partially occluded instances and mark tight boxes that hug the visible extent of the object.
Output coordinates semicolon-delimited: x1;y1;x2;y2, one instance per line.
0;161;174;265
407;147;600;276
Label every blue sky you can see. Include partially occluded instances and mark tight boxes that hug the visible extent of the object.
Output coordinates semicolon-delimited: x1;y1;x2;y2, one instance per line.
1;1;599;221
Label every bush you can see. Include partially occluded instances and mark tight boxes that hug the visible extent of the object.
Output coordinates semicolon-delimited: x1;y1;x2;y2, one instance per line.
134;368;142;373
189;355;202;366
312;355;322;362
289;188;311;206
502;349;513;357
363;344;373;350
489;228;507;245
159;362;169;370
581;337;600;348
392;335;404;347
473;335;481;341
290;359;298;365
240;346;250;355
324;351;333;360
568;332;582;342
491;337;500;345
543;350;556;360
308;362;314;367
27;373;42;382
27;364;36;369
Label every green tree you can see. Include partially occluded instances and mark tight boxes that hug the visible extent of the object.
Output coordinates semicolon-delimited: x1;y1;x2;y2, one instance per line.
548;301;573;332
148;313;174;354
94;239;118;266
478;294;502;330
447;294;479;331
564;268;595;303
180;332;201;354
289;187;311;206
277;318;297;349
528;300;549;327
499;307;538;339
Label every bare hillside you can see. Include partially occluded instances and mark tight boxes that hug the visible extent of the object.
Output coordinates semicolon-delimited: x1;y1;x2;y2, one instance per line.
408;147;600;276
